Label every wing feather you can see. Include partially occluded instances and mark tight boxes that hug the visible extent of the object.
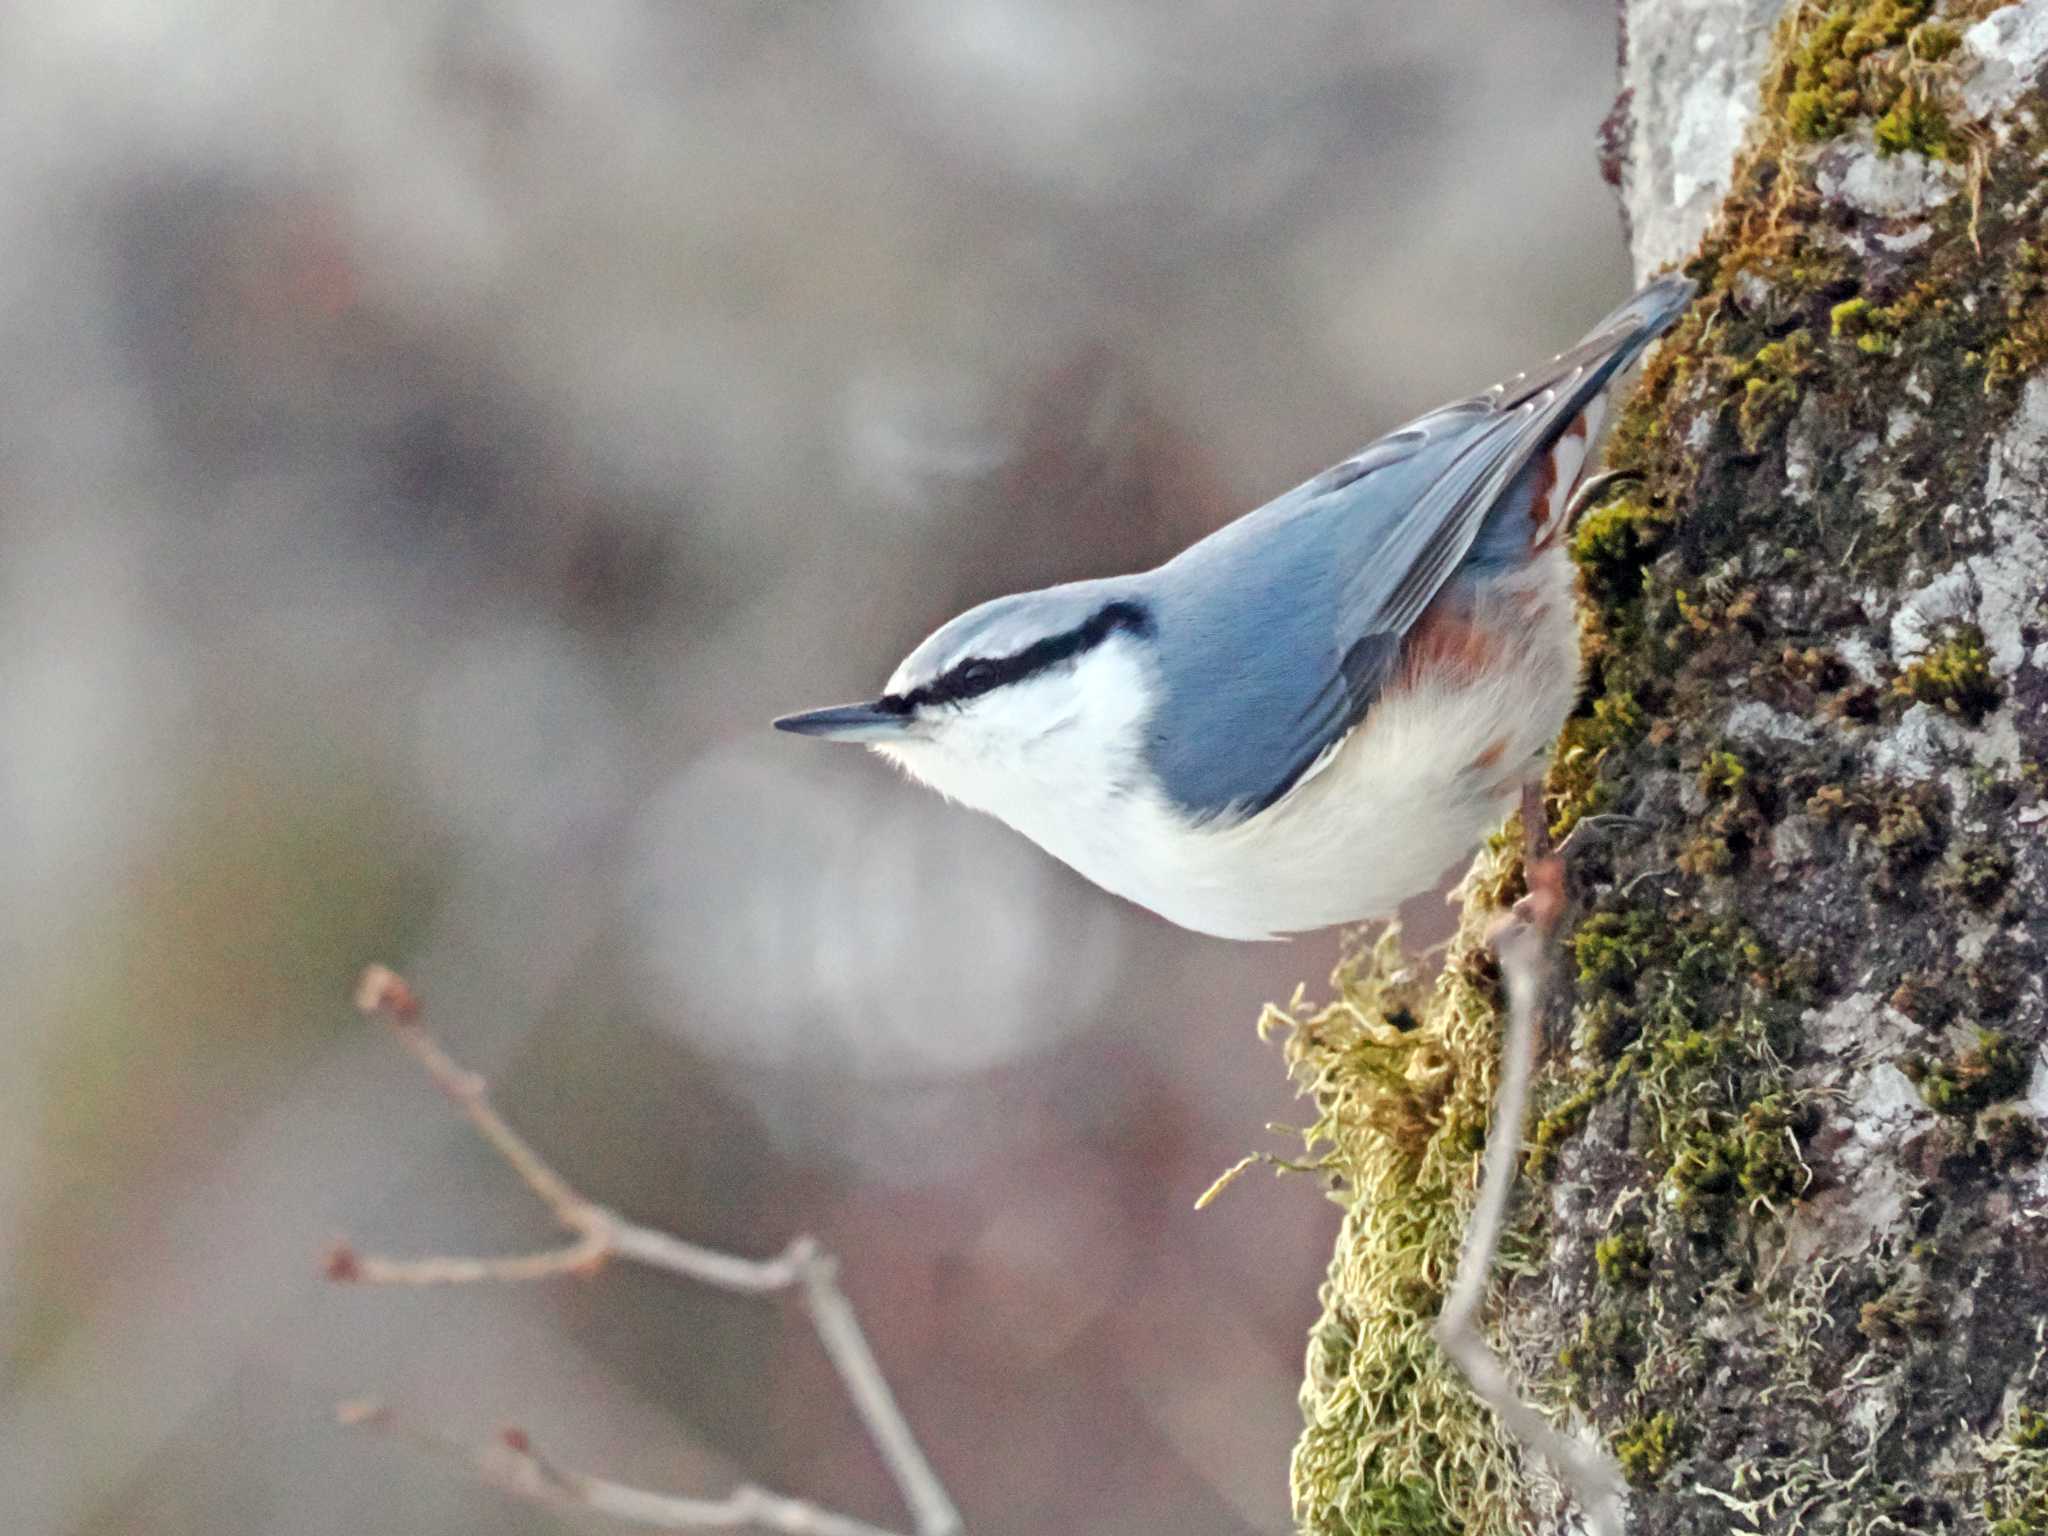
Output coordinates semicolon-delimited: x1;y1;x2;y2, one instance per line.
1142;274;1695;822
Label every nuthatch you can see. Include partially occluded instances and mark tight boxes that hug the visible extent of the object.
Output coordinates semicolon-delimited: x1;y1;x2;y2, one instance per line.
778;276;1694;939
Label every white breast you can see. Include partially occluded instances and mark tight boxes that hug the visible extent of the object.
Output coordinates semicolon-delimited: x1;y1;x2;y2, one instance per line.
1161;553;1581;937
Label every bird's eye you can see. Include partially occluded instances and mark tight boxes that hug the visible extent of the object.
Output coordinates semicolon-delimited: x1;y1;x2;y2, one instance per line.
954;659;999;693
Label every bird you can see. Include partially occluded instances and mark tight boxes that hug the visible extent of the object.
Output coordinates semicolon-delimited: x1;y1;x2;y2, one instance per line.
776;274;1695;940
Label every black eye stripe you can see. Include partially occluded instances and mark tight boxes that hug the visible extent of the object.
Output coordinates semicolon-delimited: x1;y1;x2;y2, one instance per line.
887;600;1152;712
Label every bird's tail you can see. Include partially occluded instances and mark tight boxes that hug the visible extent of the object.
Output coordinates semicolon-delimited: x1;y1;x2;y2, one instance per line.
1582;272;1697;357
1559;272;1694;538
1490;271;1695;556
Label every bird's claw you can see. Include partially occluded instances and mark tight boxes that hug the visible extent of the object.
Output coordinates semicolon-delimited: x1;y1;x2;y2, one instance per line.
1510;854;1566;933
1562;467;1644;530
1487;782;1567;943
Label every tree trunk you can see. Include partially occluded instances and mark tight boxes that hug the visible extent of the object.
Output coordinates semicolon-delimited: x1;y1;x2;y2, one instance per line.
1281;3;2048;1532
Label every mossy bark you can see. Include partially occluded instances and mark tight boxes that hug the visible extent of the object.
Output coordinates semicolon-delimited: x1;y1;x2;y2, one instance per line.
1280;4;2048;1532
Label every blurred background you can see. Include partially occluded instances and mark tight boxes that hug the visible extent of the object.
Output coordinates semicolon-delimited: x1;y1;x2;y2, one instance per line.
0;3;1631;1532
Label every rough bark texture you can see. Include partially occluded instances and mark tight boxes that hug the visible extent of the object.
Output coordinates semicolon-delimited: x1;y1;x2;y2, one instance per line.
1281;4;2048;1532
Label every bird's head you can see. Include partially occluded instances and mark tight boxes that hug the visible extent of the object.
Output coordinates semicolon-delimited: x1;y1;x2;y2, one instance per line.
774;582;1157;818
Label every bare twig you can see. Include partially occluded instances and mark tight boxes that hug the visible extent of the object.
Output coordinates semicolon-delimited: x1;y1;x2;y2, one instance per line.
337;1399;910;1536
329;965;963;1536
1433;917;1626;1536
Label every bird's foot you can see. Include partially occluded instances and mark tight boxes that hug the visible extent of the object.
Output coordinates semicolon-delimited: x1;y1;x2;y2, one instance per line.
1561;467;1644;531
1487;781;1566;939
1511;853;1566;933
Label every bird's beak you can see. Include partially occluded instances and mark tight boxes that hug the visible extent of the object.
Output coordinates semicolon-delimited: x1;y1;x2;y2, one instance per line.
772;701;913;742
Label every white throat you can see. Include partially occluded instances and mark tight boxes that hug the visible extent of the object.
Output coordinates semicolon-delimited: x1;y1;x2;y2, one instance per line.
872;635;1165;893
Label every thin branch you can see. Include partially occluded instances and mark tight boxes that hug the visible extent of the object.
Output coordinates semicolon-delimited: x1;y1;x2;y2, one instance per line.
1433;905;1626;1536
324;1228;610;1287
330;965;963;1536
338;1400;910;1536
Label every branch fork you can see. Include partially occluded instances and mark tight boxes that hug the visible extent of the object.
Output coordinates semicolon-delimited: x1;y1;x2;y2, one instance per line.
327;965;961;1536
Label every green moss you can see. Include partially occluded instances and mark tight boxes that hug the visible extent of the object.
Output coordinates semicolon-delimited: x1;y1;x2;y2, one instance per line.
1527;1077;1603;1179
1573;908;1664;995
1678;830;1738;877
1832;295;1875;334
1594;1225;1652;1287
1876;791;1941;864
1561;903;1814;1250
2013;242;2048;299
1831;293;1907;355
1573;997;1636;1061
1833;281;1966;372
1895;625;2002;723
1777;12;1870;142
1938;838;2016;908
1986;1403;2048;1534
1784;87;1839;142
1546;689;1648;840
2014;1408;2048;1453
1666;1091;1811;1225
1873;86;1958;159
1909;20;1963;60
1843;0;1934;53
1654;1028;1720;1074
1572;494;1669;603
1986;241;2048;389
1672;583;1748;634
1682;746;1772;880
1808;777;1952;889
1614;1410;1686;1486
1330;1482;1460;1536
1275;869;1809;1526
1769;0;1937;143
1985;329;2048;388
1912;1029;2030;1117
1989;1483;2048;1533
1857;1276;1941;1346
1698;749;1748;798
1732;330;1817;450
1985;314;2048;390
1557;1306;1642;1406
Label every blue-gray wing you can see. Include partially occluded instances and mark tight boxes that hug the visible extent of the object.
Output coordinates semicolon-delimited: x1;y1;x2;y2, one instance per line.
1143;274;1694;822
